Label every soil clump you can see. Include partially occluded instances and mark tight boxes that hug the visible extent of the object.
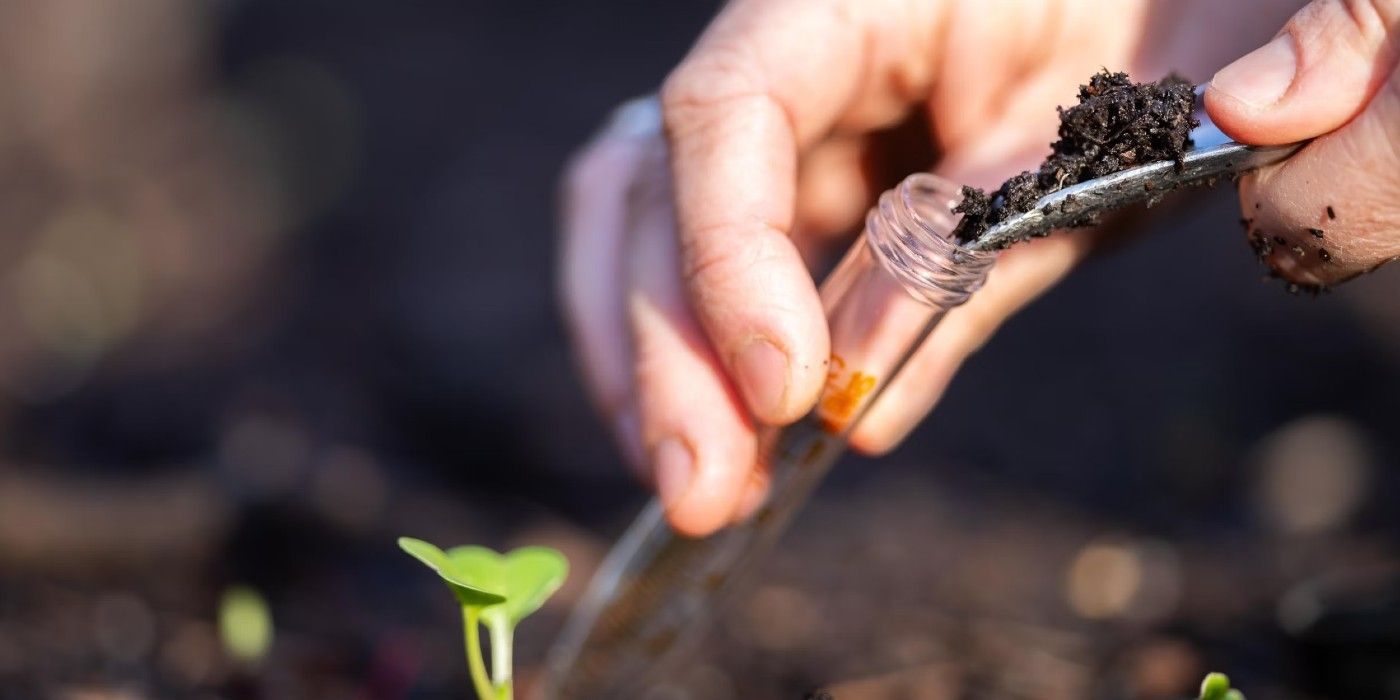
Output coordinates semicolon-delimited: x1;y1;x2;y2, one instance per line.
952;70;1198;246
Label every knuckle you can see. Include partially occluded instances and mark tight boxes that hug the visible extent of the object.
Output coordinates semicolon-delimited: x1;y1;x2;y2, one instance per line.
677;224;788;296
1347;0;1400;40
659;46;766;136
1291;0;1395;56
678;232;741;290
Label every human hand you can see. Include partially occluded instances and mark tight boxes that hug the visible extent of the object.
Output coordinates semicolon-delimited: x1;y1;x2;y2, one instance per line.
560;0;1298;537
1206;0;1400;290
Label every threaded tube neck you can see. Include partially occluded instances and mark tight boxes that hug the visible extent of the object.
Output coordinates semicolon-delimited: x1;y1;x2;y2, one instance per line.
865;173;997;308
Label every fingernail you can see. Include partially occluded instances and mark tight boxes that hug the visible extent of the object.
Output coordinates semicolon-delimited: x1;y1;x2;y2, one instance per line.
615;406;644;471
733;337;789;418
1211;34;1297;108
653;438;693;510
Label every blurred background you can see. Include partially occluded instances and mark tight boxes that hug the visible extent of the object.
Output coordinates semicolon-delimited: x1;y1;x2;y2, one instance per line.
1;2;1399;699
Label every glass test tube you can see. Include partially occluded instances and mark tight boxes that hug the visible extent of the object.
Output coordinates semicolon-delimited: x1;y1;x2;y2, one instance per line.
542;173;998;699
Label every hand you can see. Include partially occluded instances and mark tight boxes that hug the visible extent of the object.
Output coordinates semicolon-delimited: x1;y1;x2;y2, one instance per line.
1206;0;1400;289
560;0;1300;537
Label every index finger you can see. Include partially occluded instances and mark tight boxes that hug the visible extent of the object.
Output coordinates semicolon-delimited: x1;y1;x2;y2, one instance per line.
660;0;928;424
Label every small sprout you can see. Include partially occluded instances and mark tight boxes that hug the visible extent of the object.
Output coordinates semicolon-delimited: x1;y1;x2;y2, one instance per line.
1200;671;1245;700
399;537;567;700
219;585;273;665
1200;673;1229;700
1327;205;1336;219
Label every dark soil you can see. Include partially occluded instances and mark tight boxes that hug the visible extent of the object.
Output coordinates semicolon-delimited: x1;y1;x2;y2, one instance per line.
952;70;1198;246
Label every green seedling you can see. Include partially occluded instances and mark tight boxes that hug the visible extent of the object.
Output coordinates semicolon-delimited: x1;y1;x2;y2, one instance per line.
1199;672;1246;700
399;537;567;700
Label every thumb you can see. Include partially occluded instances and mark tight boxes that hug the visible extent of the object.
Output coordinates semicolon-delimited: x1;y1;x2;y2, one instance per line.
1205;0;1399;145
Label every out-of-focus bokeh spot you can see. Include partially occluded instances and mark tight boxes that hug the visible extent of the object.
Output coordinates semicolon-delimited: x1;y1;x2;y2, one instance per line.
1252;414;1372;535
158;620;222;688
218;585;273;665
309;444;387;533
228;55;363;230
741;585;822;653
1124;637;1202;698
3;205;143;401
92;592;157;665
218;412;312;499
1065;537;1180;621
1067;539;1143;619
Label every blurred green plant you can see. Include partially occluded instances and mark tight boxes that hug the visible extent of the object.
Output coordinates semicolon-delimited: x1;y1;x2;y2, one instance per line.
1199;671;1246;700
399;537;567;700
219;584;274;664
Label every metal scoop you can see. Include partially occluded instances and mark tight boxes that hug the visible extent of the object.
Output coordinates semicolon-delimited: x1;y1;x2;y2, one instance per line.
968;87;1305;251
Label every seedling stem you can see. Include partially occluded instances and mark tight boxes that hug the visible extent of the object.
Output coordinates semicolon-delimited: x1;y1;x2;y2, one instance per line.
464;607;497;700
490;619;514;697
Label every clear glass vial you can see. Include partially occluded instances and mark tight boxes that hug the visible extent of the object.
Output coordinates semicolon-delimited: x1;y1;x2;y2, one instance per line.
544;173;998;699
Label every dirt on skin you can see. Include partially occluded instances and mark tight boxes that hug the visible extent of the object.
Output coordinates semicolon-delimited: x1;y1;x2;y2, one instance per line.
952;70;1199;246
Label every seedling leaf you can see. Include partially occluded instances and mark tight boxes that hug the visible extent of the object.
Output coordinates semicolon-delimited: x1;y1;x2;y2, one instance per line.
446;545;569;625
398;537;506;607
501;546;569;622
1200;673;1230;700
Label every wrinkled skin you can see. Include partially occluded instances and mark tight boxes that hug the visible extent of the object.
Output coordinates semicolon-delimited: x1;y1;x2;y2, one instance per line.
559;0;1400;536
